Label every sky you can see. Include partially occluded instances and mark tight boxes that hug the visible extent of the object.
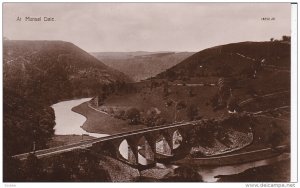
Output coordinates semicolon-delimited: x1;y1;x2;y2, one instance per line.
3;3;291;52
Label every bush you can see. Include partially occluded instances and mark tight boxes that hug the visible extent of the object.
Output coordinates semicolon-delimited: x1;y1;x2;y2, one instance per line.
177;101;187;110
114;109;126;120
125;108;141;125
186;104;199;121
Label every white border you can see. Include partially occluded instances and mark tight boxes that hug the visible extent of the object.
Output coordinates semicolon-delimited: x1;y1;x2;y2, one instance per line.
291;3;298;183
0;1;298;188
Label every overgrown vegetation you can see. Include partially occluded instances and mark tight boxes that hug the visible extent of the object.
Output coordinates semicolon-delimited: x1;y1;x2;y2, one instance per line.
187;114;255;150
4;150;111;182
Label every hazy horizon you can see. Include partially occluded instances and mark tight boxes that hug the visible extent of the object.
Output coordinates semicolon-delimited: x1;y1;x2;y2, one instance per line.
4;3;291;52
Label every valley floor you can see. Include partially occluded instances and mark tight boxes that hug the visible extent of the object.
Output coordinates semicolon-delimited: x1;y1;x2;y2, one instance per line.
72;101;147;134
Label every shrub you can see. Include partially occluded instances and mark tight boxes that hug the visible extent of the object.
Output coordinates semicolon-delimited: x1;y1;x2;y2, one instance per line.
125;108;141;125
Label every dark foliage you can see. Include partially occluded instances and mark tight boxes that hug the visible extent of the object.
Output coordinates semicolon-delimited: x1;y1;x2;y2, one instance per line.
3;151;111;182
3;89;55;156
125;108;141;125
186;104;200;121
188;114;256;149
188;120;217;148
161;167;203;182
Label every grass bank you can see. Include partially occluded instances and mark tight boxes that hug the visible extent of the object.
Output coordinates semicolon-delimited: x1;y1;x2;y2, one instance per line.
72;101;146;135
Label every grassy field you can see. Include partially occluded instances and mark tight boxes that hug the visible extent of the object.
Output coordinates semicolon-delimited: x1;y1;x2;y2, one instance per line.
48;135;95;147
72;102;147;134
100;84;227;124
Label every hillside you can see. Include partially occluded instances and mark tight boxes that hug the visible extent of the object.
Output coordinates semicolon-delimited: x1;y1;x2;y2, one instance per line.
157;41;290;85
87;41;290;132
3;40;130;155
91;51;195;81
155;41;290;112
4;40;131;104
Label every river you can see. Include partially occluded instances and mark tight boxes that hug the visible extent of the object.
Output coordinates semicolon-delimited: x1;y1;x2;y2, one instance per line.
51;98;290;182
51;98;108;138
51;98;147;164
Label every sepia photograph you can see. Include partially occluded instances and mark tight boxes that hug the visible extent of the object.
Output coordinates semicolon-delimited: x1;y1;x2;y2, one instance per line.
1;2;296;184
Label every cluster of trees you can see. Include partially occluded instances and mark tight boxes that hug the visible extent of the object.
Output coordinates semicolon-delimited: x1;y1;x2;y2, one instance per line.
270;35;291;42
186;104;200;121
143;109;167;127
4;150;111;182
112;101;200;127
188;114;256;152
4;89;56;156
110;107;141;125
210;77;240;112
112;107;167;127
161;166;203;182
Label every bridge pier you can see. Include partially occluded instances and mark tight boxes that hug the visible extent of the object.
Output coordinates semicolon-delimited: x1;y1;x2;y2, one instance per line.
127;144;138;165
144;139;155;162
126;137;140;166
162;136;173;156
156;134;173;156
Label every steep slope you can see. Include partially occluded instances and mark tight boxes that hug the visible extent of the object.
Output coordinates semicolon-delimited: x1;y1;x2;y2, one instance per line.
155;40;290;112
157;41;290;84
92;51;195;81
4;40;131;104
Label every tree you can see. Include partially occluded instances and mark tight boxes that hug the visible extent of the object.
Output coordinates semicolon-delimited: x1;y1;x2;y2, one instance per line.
114;109;126;120
210;93;220;110
144;109;158;127
188;122;216;148
162;166;203;182
216;65;233;77
177;100;187;110
269;122;285;149
186;104;199;121
50;159;71;181
282;35;291;42
227;96;239;112
166;70;177;81
188;87;195;97
163;81;170;97
24;153;45;181
3;155;24;182
125;108;141;125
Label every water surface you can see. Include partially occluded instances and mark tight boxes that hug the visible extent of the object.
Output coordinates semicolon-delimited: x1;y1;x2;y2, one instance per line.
52;98;108;138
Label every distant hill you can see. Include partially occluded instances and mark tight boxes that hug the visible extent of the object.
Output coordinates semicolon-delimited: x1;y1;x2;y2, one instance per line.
91;51;195;81
3;40;130;155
